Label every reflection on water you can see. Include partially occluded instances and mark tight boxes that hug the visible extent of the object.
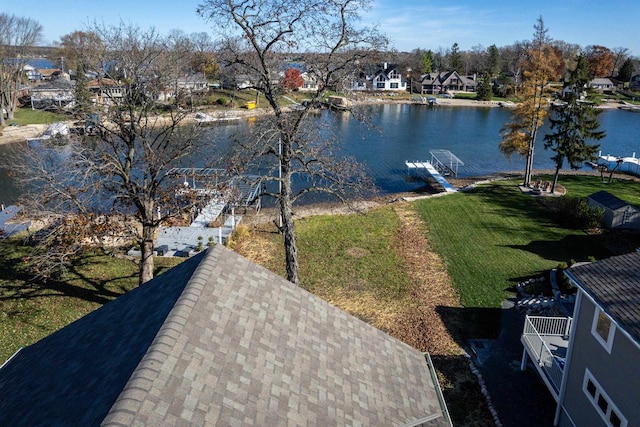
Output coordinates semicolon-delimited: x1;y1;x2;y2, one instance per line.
0;105;638;204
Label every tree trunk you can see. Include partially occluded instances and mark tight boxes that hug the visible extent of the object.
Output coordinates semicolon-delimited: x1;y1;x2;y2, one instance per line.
551;164;561;194
280;158;299;285
139;222;156;285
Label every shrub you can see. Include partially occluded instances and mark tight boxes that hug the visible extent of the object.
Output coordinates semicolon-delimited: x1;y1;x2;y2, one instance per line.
216;97;228;105
555;196;604;229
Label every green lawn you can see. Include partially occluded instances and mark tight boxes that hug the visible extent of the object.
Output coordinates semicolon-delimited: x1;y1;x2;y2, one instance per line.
0;243;181;363
10;108;69;125
413;175;639;308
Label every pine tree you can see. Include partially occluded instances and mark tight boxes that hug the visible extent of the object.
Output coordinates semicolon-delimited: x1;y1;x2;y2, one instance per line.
73;63;92;118
544;93;605;192
476;73;493;101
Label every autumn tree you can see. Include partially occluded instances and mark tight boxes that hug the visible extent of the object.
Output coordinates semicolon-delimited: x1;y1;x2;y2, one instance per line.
0;13;42;126
280;68;304;91
499;16;562;187
198;0;386;285
585;45;614;78
12;23;208;284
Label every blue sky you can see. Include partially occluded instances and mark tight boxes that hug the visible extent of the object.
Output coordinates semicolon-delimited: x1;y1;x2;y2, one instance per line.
4;0;639;56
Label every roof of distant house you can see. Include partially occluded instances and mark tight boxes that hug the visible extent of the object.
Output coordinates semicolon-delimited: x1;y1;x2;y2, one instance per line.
566;251;640;344
0;245;450;426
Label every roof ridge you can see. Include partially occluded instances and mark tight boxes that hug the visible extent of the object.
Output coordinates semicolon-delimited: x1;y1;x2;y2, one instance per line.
102;246;222;426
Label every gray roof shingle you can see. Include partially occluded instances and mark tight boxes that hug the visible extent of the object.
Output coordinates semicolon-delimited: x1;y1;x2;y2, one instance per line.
567;251;640;344
0;245;450;426
588;190;634;211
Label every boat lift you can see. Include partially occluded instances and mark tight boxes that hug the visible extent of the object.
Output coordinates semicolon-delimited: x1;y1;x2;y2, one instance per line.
429;149;464;177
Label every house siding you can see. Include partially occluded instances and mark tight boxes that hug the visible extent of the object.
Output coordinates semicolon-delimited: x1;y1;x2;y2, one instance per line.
559;296;640;426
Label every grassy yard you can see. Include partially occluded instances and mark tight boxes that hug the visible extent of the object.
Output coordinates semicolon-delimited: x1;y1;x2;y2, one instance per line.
0;243;181;363
413;175;640;309
10;108;69;126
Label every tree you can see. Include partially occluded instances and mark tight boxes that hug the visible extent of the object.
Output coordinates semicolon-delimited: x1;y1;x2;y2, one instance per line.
499;16;562;187
617;58;635;86
475;72;492;101
585;45;614;78
197;0;386;285
449;42;463;73
420;50;433;74
0;13;43;126
12;23;208;284
73;62;92;117
543;98;605;193
57;30;104;73
486;44;501;77
280;68;304;91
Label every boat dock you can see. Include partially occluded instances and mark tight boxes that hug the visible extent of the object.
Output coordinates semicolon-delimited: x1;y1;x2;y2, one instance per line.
151;168;262;256
406;149;464;193
597;151;640;176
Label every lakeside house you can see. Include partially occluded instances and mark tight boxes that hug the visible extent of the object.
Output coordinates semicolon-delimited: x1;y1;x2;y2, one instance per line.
368;63;407;91
420;71;477;95
521;251;640;426
0;245;452;426
589;78;616;93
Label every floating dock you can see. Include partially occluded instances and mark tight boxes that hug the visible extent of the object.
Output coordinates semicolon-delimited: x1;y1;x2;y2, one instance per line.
406;150;464;193
597;151;640;176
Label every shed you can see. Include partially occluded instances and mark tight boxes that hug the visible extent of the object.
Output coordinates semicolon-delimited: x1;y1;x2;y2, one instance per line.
588;190;640;229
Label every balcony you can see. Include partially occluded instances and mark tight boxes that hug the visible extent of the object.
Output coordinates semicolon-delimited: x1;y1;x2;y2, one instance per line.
521;315;572;401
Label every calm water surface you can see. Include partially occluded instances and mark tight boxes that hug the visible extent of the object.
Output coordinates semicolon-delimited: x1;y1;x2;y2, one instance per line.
0;105;638;204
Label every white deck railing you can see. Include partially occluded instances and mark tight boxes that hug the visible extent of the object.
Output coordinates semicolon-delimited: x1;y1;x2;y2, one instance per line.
522;316;572;397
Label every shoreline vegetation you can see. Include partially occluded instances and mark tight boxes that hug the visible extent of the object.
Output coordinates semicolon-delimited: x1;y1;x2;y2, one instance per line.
0;95;625;145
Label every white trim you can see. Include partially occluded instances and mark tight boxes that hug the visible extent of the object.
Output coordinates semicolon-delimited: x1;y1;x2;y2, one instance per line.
583;368;627;427
591;306;616;354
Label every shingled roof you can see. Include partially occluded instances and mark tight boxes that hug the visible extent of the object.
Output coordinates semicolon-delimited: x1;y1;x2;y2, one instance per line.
588;190;633;211
566;251;640;344
0;245;450;426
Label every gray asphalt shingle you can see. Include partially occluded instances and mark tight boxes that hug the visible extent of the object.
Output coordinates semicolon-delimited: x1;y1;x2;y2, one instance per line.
567;251;640;344
1;245;450;426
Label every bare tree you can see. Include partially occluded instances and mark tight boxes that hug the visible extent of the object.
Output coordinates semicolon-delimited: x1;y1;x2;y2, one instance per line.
11;23;213;284
0;13;43;126
197;0;386;285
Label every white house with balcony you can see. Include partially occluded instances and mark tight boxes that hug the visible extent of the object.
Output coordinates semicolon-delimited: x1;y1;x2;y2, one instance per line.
521;251;640;426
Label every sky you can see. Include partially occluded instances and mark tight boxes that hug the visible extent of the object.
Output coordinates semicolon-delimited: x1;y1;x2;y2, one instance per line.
3;0;639;56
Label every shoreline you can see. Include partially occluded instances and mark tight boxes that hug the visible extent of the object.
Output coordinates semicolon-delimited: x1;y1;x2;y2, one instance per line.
0;97;624;146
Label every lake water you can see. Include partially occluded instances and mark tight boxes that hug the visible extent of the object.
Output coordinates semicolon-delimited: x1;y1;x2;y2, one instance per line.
0;104;638;204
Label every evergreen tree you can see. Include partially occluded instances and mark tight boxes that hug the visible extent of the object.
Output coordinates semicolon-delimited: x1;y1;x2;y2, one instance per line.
486;44;501;77
449;43;463;73
617;58;635;86
544;94;605;193
476;73;493;101
73;63;92;117
420;50;433;74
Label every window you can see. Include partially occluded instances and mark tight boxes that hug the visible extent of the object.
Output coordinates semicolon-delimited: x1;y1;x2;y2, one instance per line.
591;308;615;352
583;369;627;427
377;82;386;89
390;83;399;89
